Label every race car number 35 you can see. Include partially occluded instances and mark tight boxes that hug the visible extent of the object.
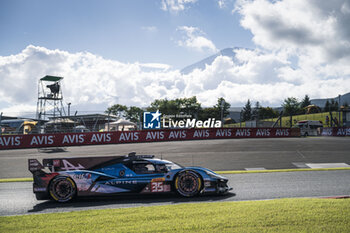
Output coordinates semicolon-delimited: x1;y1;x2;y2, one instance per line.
151;182;163;192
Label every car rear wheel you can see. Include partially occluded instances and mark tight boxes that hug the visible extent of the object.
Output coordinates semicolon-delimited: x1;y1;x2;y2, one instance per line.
49;176;76;202
35;192;48;200
175;171;202;197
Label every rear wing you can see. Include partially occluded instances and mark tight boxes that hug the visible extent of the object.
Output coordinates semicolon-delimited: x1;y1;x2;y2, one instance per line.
42;156;124;172
28;153;155;173
28;159;45;173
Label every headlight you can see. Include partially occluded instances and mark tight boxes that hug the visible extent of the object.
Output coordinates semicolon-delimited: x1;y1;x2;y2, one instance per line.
206;171;228;181
205;170;222;179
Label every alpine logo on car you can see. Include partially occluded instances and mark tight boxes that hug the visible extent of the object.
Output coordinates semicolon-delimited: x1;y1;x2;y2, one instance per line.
105;180;137;185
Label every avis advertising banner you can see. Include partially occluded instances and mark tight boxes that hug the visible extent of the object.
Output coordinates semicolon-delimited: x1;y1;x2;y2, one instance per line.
0;127;300;150
320;127;350;136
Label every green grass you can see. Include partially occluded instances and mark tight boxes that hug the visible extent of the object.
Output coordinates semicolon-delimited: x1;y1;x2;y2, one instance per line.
1;198;349;232
228;111;342;128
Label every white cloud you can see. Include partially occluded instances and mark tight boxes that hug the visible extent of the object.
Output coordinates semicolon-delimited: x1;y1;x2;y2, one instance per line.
0;45;184;116
139;63;171;70
218;0;230;9
161;0;197;13
182;47;350;106
235;0;350;63
1;0;348;119
176;26;218;53
0;42;349;116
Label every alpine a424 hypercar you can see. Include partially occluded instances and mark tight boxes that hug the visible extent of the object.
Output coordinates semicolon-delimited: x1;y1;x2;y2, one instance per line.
29;152;231;202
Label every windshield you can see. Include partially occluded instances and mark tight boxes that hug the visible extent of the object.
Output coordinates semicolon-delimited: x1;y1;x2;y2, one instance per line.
165;162;183;171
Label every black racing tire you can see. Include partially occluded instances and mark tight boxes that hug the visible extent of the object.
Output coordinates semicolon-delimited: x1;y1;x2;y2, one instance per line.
35;192;49;200
174;170;202;197
49;176;76;202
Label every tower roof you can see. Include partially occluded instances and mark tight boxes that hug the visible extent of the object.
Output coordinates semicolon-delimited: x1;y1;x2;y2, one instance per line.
40;75;63;82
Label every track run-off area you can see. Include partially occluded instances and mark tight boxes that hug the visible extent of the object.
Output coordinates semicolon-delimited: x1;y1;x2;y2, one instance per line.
0;137;349;216
0;137;350;178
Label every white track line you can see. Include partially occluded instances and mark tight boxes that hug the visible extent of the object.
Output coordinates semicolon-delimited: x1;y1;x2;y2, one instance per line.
306;163;350;168
292;162;309;168
245;168;266;171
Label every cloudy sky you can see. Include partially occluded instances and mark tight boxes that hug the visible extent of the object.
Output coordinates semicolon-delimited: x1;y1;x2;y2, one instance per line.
1;0;350;117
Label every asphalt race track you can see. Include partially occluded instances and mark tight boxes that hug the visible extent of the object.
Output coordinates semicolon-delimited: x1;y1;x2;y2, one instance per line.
0;137;349;178
1;170;350;216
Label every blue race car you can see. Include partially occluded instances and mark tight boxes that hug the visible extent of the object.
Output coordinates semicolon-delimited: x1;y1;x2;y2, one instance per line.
29;152;231;202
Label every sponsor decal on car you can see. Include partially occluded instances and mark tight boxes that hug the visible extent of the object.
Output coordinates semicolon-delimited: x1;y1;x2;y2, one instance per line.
34;187;46;192
204;181;211;187
150;182;171;192
119;170;125;177
77;183;91;191
73;173;91;179
105;180;137;185
53;160;60;167
151;177;165;182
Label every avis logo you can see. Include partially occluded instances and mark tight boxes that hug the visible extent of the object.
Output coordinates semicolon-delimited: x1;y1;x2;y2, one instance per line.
143;110;161;129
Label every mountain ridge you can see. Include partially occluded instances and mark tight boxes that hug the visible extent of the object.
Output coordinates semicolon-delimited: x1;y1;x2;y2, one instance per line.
181;47;240;74
311;92;350;108
181;47;349;109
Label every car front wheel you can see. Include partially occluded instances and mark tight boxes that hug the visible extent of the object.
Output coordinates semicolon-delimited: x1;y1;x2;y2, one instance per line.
175;171;202;197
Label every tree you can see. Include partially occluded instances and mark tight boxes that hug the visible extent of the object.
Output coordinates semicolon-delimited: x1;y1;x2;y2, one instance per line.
259;107;279;119
198;97;230;121
334;101;339;111
300;95;311;109
252;101;261;119
214;97;231;119
147;97;202;117
324;100;330;112
125;106;143;123
179;96;201;117
105;104;127;118
147;99;181;115
327;99;339;111
282;97;300;127
330;99;336;111
242;99;252;121
282;97;300;116
198;107;217;121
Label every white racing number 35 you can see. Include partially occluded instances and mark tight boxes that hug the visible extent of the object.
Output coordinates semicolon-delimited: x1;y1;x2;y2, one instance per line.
151;182;164;192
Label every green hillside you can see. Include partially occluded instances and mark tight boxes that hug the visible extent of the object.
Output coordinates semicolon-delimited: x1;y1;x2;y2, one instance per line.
228;111;343;128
